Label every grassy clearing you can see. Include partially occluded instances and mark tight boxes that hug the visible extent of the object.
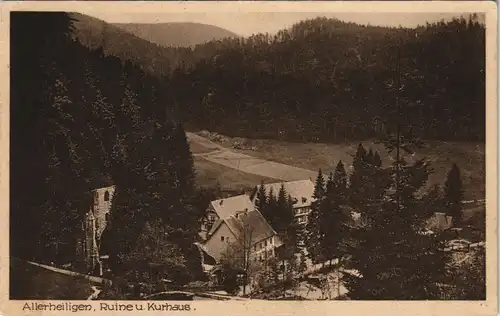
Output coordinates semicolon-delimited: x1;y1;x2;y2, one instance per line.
10;258;96;300
194;156;279;194
188;139;218;155
205;135;485;200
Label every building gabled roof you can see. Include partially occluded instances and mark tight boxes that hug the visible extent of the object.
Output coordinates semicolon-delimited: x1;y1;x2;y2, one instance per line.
207;210;277;246
226;210;277;245
207;218;225;237
252;179;315;208
209;194;255;219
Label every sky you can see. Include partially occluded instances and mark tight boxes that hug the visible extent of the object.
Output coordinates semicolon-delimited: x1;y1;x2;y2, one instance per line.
90;12;479;37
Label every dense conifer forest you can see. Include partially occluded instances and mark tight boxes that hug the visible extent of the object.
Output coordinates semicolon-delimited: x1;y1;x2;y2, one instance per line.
71;13;485;144
71;13;485;143
10;12;202;282
166;16;485;142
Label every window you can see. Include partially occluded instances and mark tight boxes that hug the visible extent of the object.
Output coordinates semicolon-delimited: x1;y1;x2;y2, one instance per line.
265;240;268;247
254;245;257;251
104;191;110;202
221;236;225;242
105;213;109;222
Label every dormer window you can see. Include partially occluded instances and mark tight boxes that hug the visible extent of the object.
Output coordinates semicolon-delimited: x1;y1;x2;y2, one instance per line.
302;197;307;204
104;191;110;202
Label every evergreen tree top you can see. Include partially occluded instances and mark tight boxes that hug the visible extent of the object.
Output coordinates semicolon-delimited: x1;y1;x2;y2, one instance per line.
356;144;367;158
373;151;382;168
313;168;326;199
367;149;374;164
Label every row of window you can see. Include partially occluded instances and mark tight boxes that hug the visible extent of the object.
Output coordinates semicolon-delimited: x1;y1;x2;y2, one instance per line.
253;237;274;252
255;249;274;262
294;207;310;215
297;216;307;224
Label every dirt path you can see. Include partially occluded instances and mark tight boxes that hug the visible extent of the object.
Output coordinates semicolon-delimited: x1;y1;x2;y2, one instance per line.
186;132;317;182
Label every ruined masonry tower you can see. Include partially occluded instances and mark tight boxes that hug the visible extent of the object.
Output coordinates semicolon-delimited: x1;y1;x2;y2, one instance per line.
81;185;115;273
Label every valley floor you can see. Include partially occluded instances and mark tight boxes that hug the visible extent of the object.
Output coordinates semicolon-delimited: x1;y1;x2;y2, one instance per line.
188;132;317;182
188;131;485;200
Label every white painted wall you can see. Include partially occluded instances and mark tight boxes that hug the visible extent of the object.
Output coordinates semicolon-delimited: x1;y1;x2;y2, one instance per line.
203;222;235;262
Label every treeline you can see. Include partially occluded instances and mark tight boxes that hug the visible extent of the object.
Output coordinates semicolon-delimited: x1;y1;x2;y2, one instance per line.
10;12;204;285
163;15;485;143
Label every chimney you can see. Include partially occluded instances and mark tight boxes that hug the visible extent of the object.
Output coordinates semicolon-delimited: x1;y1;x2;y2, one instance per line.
236;208;248;218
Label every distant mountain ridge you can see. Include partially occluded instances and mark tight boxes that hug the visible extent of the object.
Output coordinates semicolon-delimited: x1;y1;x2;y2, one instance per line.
113;22;239;47
69;13;196;76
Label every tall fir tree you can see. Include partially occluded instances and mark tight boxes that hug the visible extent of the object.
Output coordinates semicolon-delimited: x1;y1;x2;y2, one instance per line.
343;45;448;299
305;169;326;263
313;169;326;199
443;163;464;227
255;180;268;213
265;187;278;230
372;151;382;168
276;183;293;233
318;172;335;263
366;149;374;165
349;144;369;211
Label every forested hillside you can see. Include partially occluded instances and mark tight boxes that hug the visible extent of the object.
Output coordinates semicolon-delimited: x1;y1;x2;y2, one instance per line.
70;13;485;144
114;22;239;47
168;16;485;142
70;13;191;76
70;13;240;76
10;12;202;281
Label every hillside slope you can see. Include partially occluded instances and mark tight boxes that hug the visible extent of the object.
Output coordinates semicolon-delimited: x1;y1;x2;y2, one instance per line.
172;16;485;143
113;22;239;47
69;13;196;76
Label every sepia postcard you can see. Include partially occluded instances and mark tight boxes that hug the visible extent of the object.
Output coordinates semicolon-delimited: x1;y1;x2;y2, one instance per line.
0;1;497;316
